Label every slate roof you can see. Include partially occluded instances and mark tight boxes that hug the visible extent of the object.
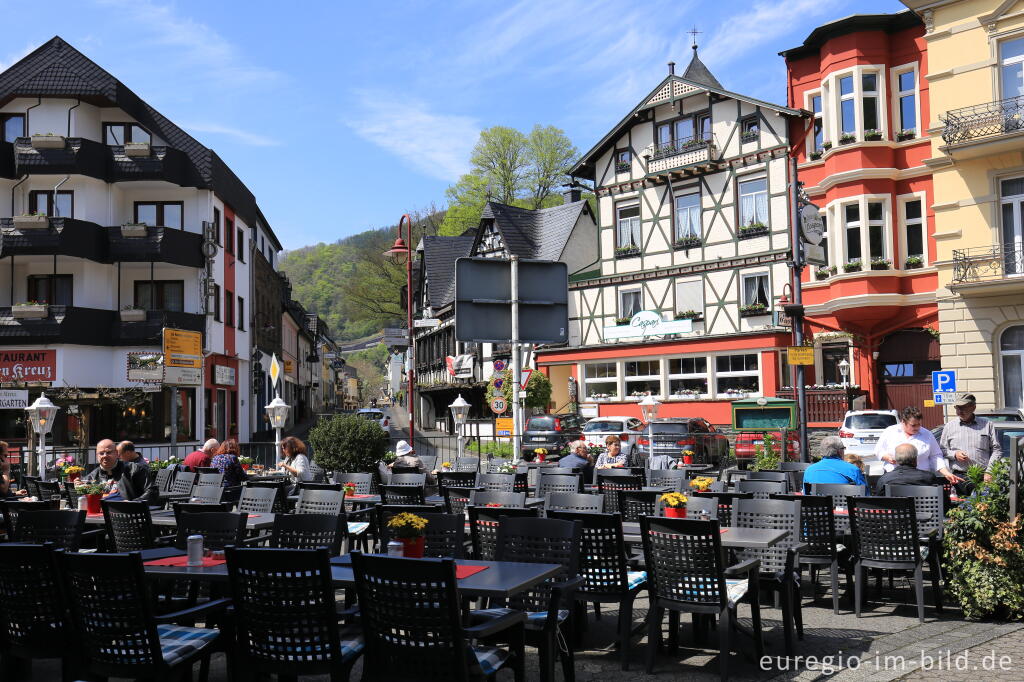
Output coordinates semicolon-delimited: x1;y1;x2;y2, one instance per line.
0;36;281;250
680;48;722;90
420;235;475;309
478;200;589;261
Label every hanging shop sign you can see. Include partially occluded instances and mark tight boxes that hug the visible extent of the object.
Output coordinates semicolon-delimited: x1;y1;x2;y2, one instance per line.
446;354;474;379
603;311;692;341
127;352;164;383
214;365;237;386
0;350;56;384
0;389;29;409
800;203;827;266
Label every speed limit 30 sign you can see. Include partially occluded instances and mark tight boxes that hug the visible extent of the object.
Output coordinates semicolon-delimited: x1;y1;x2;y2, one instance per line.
490;396;507;414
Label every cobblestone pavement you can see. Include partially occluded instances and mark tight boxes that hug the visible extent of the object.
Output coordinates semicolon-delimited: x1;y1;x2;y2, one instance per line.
27;577;1023;681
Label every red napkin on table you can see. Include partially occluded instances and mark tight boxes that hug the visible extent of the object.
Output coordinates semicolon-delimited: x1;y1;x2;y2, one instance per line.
455;564;489;579
145;556;226;567
348;494;371;498
86;512;103;518
720;529;729;534
834;509;849;516
247;514;261;518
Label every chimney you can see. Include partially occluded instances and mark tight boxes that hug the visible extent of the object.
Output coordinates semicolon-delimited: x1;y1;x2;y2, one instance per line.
668;61;676;76
563;187;582;204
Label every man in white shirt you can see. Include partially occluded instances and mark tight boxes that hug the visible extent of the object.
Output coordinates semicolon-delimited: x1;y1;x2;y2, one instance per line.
874;406;961;484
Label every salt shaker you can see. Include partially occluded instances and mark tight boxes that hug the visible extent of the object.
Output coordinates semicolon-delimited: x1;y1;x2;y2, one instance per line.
186;535;204;566
386;540;404;557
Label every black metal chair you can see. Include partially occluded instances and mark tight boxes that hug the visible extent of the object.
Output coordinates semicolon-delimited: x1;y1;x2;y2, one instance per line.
0;500;58;540
454;457;481;472
188;485;224;505
419;455;438;472
269;513;347;555
772;494;849;615
849;496;943;623
476;473;516;492
442;486;476;515
297;481;343;492
153;467;173;492
808;483;867;508
746;470;790;483
547;510;647;670
692;491;753;526
380;484;426;506
167;471;197;498
308;459;329;483
732;498;805;656
102;499;159;551
536;474;582;497
736;479;788;499
245;480;289;513
390;465;421;477
596;474;644;514
618;490;662;521
333;472;373;494
417;512;467;558
295;488;345;515
473;517;584;682
13;510;91;551
195;472;224;488
21;476;41;500
0;544;75;680
468;505;539;561
469;490;526;508
885;484;947;541
684;495;718;520
438;471;479;491
60;551;229;680
390;473;427;487
173;511;248;551
171;502;234;520
351;552;526;681
225;546;362;679
237;486;277;514
544;492;603;513
35;480;63;503
646;469;689;491
639;516;763;680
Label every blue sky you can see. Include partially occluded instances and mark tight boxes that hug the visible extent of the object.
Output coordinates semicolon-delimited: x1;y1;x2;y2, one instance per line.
1;0;902;249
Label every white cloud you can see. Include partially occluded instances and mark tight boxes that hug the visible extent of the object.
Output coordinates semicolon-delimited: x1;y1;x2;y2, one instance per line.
346;91;479;181
180;122;280;147
0;42;42;72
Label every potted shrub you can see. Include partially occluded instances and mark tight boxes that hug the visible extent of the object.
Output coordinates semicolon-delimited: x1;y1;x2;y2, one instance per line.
905;255;924;269
821;141;833;151
864;129;883;141
308;413;390;474
751;432;782;471
660;492;688;518
13;213;48;229
75;482;107;514
121;223;149;238
689;476;715;492
738;222;769;239
30;133;65;149
896;129;916;142
124;141;151;157
673;235;701;249
870;257;891;270
843;259;862;273
839;133;856;145
809;150;822;161
12;301;48;319
674;310;702;321
614;316;631;325
739;302;768;317
238;456;253;471
120;305;147;322
342;482;357;497
615;245;640;258
387;512;428;557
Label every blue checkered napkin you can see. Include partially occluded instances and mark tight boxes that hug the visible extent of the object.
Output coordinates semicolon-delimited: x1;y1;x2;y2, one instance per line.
470;606;570;630
468;644;510;675
627;570;647;590
347;521;370;535
725;578;748;607
157;624;218;666
338;626;365;661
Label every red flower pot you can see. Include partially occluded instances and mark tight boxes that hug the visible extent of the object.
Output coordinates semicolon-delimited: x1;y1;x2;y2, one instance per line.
683;455;693;465
241;464;251;471
85;494;102;515
400;536;425;558
68;472;81;483
664;506;687;518
537;453;545;462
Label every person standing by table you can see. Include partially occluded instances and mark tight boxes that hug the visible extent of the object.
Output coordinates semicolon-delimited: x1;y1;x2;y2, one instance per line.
874;406;961;485
939;393;1002;490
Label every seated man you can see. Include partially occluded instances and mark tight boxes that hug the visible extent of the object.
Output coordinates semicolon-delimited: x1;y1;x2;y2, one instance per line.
82;439;149;501
117;440;149;472
558;440;594;479
802;436;868;490
874;443;936;495
183;439;218;471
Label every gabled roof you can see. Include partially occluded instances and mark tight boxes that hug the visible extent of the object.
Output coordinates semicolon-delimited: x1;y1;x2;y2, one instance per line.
0;36;281;250
477;200;591;261
420;235;475;309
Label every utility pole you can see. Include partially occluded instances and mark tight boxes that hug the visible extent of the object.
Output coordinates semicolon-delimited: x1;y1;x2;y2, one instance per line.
788;155;809;462
510;256;522;462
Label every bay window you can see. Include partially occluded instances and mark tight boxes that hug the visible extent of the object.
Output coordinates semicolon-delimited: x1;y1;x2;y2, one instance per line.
616;204;640;249
844;204;862;261
625;360;661;397
668;357;708;396
901;197;924;266
839;75;856;134
867;201;885;260
584;362;618;399
861;72;879;132
835;197;890;266
674;192;700;240
738;177;768;227
715;354;760;395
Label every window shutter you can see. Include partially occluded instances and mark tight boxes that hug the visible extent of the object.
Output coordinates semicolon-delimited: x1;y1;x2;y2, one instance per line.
675;280;703;314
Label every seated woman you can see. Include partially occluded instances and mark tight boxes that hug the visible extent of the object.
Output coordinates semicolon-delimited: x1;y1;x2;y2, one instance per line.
211;438;247;488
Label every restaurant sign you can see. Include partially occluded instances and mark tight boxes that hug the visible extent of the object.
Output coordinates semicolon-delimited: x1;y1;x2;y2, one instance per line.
0;350;56;384
214;365;236;386
0;389;29;409
603;311;692;340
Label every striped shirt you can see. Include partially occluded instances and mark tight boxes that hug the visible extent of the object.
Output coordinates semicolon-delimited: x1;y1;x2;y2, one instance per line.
938;417;1002;472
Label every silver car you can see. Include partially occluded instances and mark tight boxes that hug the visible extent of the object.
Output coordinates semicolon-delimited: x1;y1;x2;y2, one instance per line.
839;409;898;472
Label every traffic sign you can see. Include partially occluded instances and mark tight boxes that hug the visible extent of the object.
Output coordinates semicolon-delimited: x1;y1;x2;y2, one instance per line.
495;417;513;437
490;396;508;414
933;393;961;405
519;368;533;390
269;354;281;389
493;360;506;372
931;370;957;394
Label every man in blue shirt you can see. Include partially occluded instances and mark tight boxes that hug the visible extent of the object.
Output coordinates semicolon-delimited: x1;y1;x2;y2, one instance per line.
803;436;868;490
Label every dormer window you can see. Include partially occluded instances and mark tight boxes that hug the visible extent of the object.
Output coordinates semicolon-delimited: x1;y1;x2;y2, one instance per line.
103;123;151;145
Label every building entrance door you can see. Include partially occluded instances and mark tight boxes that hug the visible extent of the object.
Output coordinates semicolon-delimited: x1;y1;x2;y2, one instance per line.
877;330;943;428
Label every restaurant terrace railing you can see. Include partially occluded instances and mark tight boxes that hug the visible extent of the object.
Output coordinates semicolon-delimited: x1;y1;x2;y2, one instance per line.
951;243;1024;284
775;388;867;424
941;94;1024;145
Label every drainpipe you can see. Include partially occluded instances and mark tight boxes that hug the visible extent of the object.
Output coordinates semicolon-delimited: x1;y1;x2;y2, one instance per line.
10;175;27;215
25;97;41;136
67;99;81;137
52;176;70;217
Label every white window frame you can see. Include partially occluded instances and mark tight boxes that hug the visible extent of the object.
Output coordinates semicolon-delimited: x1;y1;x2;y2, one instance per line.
674;278;704;316
829;195;891;267
624;359;662;398
582;361;619;400
839;74;856;135
674;191;701;240
737;176;769;228
667;356;709;398
616;203;641;249
891;62;920;135
825;65;889;142
619;288;642;318
741;272;770;308
861;71;880;135
897;192;927;268
713;353;761;397
998;35;1024;100
866;199;887;262
1000;325;1024;408
805;89;824;154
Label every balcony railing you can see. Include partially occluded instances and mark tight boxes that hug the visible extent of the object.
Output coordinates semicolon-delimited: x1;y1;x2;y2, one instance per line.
942;95;1024;145
645;133;715;176
775;388;867;424
952;243;1024;284
648;133;714;161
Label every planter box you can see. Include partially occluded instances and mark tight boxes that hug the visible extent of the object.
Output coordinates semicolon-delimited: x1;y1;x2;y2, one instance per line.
724;392;750;400
737;225;769;240
615;248;640;259
870;264;891;271
864;135;883;142
843;266;862;274
12;215;49;230
120;308;147;322
30;135;65;149
671;394;698;400
905;261;923;270
815;272;831;280
739;308;769;318
838;137;856;145
12;305;48;319
673;238;702;250
124;142;151;157
121;223;149;238
674;315;703;322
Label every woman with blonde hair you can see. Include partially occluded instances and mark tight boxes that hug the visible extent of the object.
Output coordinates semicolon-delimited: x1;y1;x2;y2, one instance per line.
277;436;312;483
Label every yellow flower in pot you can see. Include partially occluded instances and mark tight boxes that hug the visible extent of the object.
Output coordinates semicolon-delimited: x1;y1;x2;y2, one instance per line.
660;492;689;518
386;512;428;558
689;476;715;492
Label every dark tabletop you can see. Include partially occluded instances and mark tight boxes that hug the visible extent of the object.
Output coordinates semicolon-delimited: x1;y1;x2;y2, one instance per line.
83;510;276;530
621;521;789;549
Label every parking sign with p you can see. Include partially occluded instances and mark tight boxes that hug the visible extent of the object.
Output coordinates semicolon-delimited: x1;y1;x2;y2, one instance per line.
931;370;957;394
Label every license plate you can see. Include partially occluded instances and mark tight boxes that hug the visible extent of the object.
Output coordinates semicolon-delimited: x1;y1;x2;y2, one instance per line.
532;437;546;442
862;437;878;444
753;440;764;446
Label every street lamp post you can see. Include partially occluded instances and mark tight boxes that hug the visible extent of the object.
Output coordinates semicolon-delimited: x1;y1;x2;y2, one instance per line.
639;394;661;466
448;394;470;463
25;394;59;480
385;214;416;446
264;396;290;458
838;358;850;388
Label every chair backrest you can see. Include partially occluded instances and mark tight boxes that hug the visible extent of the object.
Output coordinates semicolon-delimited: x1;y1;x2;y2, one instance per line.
0;544;66;656
168;471;197;495
333;472;372;494
153;467;172;491
172;502;234;522
196;472;224;488
60;552;163;673
269;514;346;555
475;473;515;492
513;471;529;493
597;474;644;514
380;484;426;506
307;459;328;483
246;480;289;513
537;474;581;496
779;462;813;471
237;486;278;514
746;470;790;483
225;547;345;675
188;485;224;504
720;469;749;484
497;516;582;613
297;482;343;492
809;483;868;509
546;509;629;595
684;495;718;520
101;500;156;552
15;510;86;551
732;498;802;576
174;511;247;551
390;473;426;487
691;491;753;526
640;516;730;609
544;492;603;513
0;500;58;538
22;476;41;499
295;488;346;515
36;480;63;502
736;479;788;499
647;468;689;490
486;457;511;473
419;455;437;471
437;471;477;491
884;484;946;537
467;505;539;560
772;493;836;558
390;466;421;477
195;466;219;474
441;486;474;515
541;467;580;476
418;512;466;558
849;496;922;564
618;489;662;521
351;552;470;680
468;490;526;508
454;457;480;472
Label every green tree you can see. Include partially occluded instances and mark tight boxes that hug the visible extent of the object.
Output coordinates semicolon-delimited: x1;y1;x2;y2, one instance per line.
309;414;389;472
470;126;529;204
525;124;578;209
485;369;552;410
439;173;490;236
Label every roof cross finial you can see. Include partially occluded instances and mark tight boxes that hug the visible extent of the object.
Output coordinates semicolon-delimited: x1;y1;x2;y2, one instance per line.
689;26;701;51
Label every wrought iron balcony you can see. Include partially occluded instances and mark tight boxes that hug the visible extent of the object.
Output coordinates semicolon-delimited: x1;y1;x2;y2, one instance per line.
942;95;1024;145
951;244;1024;285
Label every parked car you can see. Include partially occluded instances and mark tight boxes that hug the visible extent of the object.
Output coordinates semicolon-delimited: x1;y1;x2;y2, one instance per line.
977;407;1024;422
635;417;730;467
521;413;586;459
356;408;389;430
838;409;898;475
581;416;646;460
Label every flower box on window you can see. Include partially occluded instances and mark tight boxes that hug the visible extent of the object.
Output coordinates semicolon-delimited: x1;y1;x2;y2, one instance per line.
12;303;48;319
670;389;701;400
904;255;924;269
839;133;856;145
123;142;151;157
815;265;837;280
614;317;631;326
673;236;701;250
809;151;822;161
741;131;758;144
30;134;65;149
821;141;833;151
120;308;147;322
870;257;891;270
896;129;916;142
13;214;49;229
121;223;149;238
674;310;702;321
737;223;769;240
723;389;750;399
588;393;613;402
843;259;862;273
614;162;630;174
615;246;640;258
863;129;883;141
739;303;768;317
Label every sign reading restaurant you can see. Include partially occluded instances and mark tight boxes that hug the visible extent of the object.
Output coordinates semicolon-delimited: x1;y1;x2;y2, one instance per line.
0;350;57;383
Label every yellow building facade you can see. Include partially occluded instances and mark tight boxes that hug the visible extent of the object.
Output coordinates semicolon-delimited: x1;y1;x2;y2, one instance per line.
904;0;1024;410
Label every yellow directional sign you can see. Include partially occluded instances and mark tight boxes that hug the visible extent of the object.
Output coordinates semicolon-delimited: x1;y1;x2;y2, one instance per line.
787;346;815;365
924;399;935;408
163;329;201;368
269;354;281;389
495;417;513;438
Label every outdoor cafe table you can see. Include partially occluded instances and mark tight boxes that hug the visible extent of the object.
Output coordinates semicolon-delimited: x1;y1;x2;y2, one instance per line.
82;509;277;531
331;494;546;509
620;521;790;549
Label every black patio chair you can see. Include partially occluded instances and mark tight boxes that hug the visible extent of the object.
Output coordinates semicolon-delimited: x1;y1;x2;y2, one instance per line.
380;484;426;506
0;500;58;540
153;467;173;492
468;505;539;561
195;473;224;490
196;467;219;475
486;457;512;473
746;470;790;483
640;516;763;680
297;481;343;492
736;479;788;499
476;473;516;493
269;513;347;555
173;511;248;551
544;492;603;513
333;472;373;494
295;488;345;515
547;509;647;670
172;502;234;521
618;490;662;521
442;486;476;515
438;471;479;491
390;473;427;487
101;499;160;552
596;474;644;514
537;474;582;497
646;469;689;491
187;485;224;505
808;483;867;508
691;491;753;526
454;456;481;472
236;486;277;514
245;480;289;513
540;467;580;476
390;466;421;477
684;495;718;520
14;510;94;551
417;512;467;559
469;490;526;508
35;480;63;503
167;471;197;498
772;494;849;615
308;459;329;483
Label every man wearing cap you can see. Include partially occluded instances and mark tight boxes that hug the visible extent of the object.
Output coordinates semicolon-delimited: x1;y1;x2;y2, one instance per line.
939;394;1002;489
